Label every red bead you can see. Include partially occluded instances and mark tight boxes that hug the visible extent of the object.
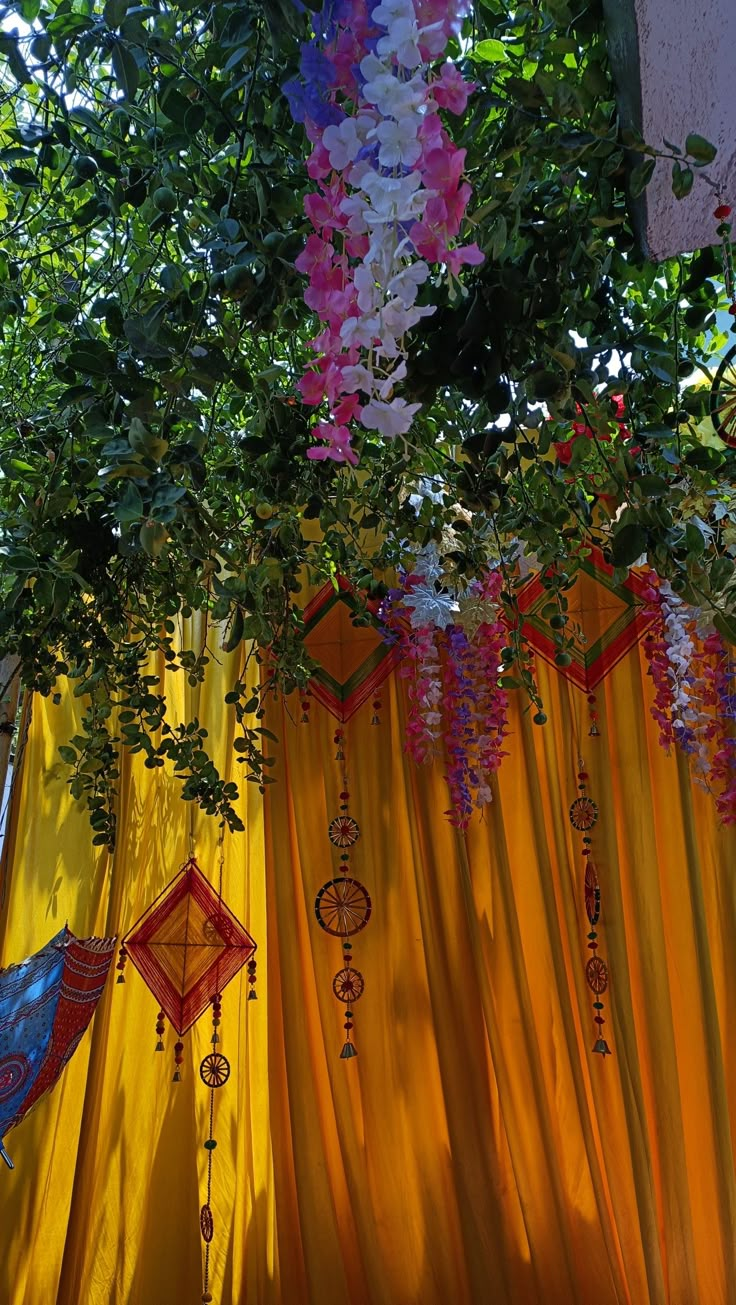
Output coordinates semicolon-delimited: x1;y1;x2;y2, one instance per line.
729;303;736;316
340;792;350;800
344;1021;353;1030
715;204;732;219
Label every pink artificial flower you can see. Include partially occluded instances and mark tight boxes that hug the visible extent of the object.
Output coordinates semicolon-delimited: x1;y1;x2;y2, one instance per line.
433;62;474;116
294;234;335;278
418;110;444;152
306;141;332;181
306;421;359;466
332;393;362;424
304;178;347;233
445;242;485;276
422;144;466;195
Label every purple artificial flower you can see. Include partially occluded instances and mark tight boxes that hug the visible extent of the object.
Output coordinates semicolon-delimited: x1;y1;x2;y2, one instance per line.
300;40;335;88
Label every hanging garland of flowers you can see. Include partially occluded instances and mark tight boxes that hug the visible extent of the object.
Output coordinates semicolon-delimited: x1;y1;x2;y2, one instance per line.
381;545;508;827
641;572;736;820
284;0;483;465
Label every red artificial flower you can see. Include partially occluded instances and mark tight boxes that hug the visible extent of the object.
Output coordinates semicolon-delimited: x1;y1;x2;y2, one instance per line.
554;394;640;464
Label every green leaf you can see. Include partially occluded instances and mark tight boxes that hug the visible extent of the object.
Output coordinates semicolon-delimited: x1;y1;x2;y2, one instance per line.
629;157;655;198
714;611;736;645
104;0;128;25
710;557;735;592
139;520;168;557
611;524;648;566
671;162;694;199
222;608;245;652
635;474;669;497
474;38;507;62
685;133;717;165
111;40;139;100
58;745;78;764
114;481;144;523
0;36;31;85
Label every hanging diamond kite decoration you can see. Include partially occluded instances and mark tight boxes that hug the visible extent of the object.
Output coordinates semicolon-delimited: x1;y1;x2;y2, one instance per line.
122;857;256;1037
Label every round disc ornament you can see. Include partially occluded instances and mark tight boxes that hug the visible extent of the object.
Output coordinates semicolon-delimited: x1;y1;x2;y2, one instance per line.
315;878;372;936
585;956;609;994
332;967;365;1003
710;343;736;447
200;1204;214;1244
328;815;360;848
569;796;599;832
584;862;601;926
200;1052;230;1088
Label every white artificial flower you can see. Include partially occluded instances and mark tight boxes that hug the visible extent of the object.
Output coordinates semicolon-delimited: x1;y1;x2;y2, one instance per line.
376;16;423;68
360;396;421;437
321;115;373;171
354;264;380;313
371;0;415;28
405;582;460;629
376;359;407;399
340;362;377;394
373;115;421;168
387;259;429;306
360;57;426;116
380;298;434;340
340;314;379;350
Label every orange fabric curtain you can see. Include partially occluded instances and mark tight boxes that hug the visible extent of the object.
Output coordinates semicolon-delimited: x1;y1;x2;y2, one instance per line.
0;628;735;1304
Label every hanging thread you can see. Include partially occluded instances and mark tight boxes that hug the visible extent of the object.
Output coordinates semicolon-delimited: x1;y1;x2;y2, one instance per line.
569;757;611;1057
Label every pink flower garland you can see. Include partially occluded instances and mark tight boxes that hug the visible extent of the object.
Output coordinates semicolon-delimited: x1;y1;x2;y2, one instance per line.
641;572;736;820
382;564;509;826
286;0;483;465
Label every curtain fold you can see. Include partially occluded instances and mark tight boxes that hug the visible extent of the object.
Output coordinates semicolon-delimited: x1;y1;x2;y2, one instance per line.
0;627;734;1304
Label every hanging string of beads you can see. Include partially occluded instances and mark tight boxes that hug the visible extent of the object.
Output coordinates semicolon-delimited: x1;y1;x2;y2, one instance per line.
587;692;600;738
115;942;128;984
300;685;312;725
714;198;736;316
315;729;371;1059
569;758;611;1058
247;956;257;1001
371;691;382;727
155;1009;165;1053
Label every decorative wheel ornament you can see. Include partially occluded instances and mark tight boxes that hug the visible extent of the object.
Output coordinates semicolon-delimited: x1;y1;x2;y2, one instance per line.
200;1052;230;1089
585;956;609;994
315;733;372;1059
571;761;611;1057
329;814;360;848
584;862;601;926
710;344;736;447
711;202;736;444
332;967;365;1003
315;878;372;936
569;795;599;831
200;1204;214;1244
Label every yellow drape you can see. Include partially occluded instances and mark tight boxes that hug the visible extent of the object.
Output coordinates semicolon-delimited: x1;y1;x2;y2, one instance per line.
0;628;734;1305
